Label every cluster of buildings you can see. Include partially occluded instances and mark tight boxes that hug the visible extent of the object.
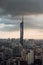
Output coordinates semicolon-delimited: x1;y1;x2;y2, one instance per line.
0;18;43;65
0;40;43;65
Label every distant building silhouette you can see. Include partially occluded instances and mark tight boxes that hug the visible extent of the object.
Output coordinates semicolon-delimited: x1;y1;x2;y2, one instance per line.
20;17;24;45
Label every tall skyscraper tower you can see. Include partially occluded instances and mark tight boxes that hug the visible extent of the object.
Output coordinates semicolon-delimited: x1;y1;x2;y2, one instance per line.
20;17;24;45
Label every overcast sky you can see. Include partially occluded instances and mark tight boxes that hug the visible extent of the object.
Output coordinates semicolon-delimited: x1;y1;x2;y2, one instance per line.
0;0;43;39
0;0;43;15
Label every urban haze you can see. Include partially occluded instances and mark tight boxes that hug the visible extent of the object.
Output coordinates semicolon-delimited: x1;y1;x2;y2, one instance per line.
0;0;43;65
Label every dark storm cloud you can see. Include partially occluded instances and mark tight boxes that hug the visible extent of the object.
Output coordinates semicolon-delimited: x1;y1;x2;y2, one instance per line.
0;0;43;15
0;0;43;31
0;8;6;15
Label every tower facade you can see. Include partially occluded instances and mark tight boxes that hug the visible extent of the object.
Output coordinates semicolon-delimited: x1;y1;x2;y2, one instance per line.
20;17;24;45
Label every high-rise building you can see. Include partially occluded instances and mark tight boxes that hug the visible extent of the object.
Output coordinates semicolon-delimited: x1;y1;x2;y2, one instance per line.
20;17;24;45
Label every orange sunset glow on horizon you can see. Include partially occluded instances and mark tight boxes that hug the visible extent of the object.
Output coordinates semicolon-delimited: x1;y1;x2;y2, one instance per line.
0;29;43;39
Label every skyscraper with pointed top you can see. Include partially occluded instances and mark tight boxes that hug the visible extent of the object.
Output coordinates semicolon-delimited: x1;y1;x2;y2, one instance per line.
20;17;24;45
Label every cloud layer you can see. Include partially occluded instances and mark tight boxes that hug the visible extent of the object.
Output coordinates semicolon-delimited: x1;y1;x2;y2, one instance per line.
0;0;43;15
24;15;43;29
0;16;21;31
0;0;43;31
0;15;43;31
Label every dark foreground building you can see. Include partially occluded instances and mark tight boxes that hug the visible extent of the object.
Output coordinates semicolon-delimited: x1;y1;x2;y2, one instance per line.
20;61;28;65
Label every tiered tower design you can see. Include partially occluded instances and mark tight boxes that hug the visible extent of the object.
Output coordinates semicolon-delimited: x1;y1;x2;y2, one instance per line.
20;17;24;45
